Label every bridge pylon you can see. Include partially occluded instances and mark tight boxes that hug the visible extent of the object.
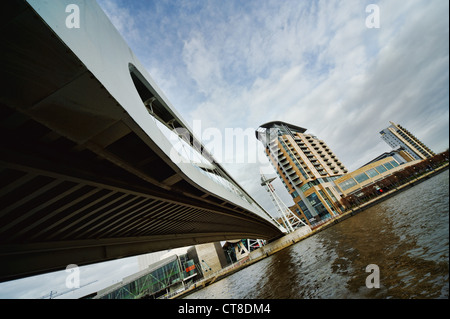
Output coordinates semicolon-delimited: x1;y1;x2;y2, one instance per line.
260;173;309;233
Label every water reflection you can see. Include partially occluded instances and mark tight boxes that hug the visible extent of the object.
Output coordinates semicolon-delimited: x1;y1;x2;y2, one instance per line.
186;170;449;299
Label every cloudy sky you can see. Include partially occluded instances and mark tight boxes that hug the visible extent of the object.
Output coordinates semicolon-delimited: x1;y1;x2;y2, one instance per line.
1;0;448;298
94;0;448;219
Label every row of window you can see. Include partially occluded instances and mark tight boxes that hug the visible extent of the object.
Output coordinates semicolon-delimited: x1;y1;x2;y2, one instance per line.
99;257;195;299
299;176;342;193
338;160;399;191
397;130;430;157
296;134;347;172
295;188;338;223
306;192;331;220
279;137;310;180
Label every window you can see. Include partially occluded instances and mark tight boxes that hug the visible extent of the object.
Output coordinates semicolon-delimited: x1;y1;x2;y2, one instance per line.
366;168;379;178
384;162;394;170
375;164;387;174
319;190;336;214
296;165;309;180
279;137;309;179
300;182;312;193
390;160;399;167
307;192;330;219
298;201;313;219
354;172;369;183
339;178;357;191
326;187;338;203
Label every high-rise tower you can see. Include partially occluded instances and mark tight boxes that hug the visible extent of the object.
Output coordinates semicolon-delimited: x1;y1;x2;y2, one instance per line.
256;121;347;226
380;121;435;161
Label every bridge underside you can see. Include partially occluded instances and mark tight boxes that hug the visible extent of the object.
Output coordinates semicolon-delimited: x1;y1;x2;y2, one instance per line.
0;1;281;282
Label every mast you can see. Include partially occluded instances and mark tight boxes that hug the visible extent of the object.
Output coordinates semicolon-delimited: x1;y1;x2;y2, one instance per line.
260;173;309;233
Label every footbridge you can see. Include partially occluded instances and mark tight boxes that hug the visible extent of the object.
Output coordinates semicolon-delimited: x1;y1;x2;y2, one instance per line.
0;0;283;282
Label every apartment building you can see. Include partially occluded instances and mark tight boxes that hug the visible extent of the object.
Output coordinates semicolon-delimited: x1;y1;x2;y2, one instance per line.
380;121;435;160
256;121;347;226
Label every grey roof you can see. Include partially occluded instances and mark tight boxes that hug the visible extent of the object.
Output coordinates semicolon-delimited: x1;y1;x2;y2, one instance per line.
255;121;307;140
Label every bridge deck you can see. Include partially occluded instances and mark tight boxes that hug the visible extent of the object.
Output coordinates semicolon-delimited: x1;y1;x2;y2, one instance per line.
0;0;282;282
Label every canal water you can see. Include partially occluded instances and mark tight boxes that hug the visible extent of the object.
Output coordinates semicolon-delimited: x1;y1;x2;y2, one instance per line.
186;170;449;299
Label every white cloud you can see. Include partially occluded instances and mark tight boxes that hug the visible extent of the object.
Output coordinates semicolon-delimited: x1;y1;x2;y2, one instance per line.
182;32;223;96
96;0;141;45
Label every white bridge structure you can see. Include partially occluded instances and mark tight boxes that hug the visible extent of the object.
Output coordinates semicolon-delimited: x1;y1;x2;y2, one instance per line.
260;174;310;233
0;0;283;282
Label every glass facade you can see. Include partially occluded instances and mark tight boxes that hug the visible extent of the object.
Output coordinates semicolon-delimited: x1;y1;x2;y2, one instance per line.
298;200;313;220
366;168;379;178
300;183;312;192
97;255;197;299
354;172;370;183
319;190;337;215
337;158;403;195
184;260;196;278
339;178;357;191
307;192;331;220
326;187;338;203
375;164;387;173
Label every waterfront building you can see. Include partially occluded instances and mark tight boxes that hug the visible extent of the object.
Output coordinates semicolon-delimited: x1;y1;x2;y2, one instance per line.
380;122;435;161
256;121;347;226
334;156;420;197
94;242;227;299
362;147;416;166
190;242;228;277
95;253;195;299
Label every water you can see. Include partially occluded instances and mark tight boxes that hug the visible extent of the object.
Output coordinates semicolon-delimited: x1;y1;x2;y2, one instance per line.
186;170;449;299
